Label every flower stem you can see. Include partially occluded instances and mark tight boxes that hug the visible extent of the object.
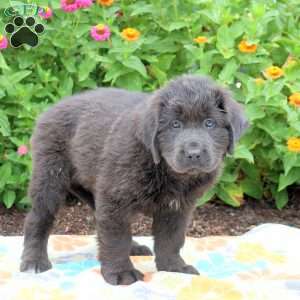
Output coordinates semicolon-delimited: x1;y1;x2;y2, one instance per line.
173;0;178;20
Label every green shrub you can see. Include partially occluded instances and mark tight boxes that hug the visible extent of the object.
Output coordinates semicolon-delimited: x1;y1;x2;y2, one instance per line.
0;0;300;209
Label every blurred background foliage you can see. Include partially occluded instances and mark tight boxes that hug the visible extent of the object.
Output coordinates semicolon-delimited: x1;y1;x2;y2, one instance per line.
0;0;300;209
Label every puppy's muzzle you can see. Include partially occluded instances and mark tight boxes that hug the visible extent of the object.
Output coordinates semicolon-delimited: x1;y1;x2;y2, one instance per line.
182;141;211;166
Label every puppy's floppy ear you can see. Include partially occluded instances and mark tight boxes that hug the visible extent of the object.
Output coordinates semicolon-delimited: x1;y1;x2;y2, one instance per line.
214;89;249;154
138;96;161;164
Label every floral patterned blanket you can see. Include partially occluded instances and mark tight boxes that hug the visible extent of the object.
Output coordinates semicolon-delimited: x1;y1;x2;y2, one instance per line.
0;224;300;300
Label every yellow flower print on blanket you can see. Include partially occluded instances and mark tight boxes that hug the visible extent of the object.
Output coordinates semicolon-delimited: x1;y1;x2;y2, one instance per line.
12;286;75;300
235;242;285;264
177;276;242;300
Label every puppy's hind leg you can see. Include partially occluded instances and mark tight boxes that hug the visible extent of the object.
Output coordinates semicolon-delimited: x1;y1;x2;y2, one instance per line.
20;154;70;273
130;240;152;256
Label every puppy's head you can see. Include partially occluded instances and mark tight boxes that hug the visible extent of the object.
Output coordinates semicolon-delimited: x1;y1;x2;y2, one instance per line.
140;75;249;175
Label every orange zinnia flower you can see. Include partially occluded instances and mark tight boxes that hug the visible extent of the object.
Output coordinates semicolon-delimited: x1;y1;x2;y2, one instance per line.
97;0;114;6
121;28;140;42
289;93;300;108
238;40;257;53
287;137;300;152
193;36;208;44
264;66;284;79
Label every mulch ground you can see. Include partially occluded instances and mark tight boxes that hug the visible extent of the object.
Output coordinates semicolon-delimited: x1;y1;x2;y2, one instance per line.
1;188;300;237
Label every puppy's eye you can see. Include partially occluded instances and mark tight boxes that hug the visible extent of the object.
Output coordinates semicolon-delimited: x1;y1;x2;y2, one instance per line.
171;120;182;128
204;118;216;128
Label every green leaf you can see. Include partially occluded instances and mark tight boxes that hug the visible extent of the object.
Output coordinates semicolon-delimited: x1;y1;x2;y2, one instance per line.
160;21;187;32
218;58;238;83
0;52;9;70
16;196;31;210
240;161;260;180
257;119;289;142
3;190;16;209
130;4;154;16
216;25;235;58
272;189;289;210
9;70;32;84
282;152;300;175
121;56;147;78
115;72;143;91
0;111;11;137
200;8;221;24
197;50;218;74
0;89;5;99
103;62;129;83
78;56;98;82
240;178;263;200
0;163;12;190
217;24;232;46
262;80;285;101
145;37;179;53
278;168;300;191
229;21;244;38
149;65;167;85
217;183;244;207
233;144;254;163
156;54;175;71
220;167;238;183
245;103;266;121
62;57;77;74
78;78;97;89
197;187;216;206
75;25;91;38
58;76;73;98
251;2;266;18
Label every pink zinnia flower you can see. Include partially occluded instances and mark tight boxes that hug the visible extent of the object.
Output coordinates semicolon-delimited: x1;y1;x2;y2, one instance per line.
77;0;93;8
61;0;78;12
17;145;28;156
90;24;111;41
0;35;8;50
39;7;53;19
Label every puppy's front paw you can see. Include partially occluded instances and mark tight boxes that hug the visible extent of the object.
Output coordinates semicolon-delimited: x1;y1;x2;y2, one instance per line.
158;263;199;275
101;268;144;285
156;256;199;275
178;264;199;275
20;257;52;273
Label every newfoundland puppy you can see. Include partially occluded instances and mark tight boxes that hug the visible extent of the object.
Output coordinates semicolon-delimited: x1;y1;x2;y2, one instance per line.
20;75;248;285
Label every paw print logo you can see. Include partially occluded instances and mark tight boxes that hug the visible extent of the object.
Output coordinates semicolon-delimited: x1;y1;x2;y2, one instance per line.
5;16;45;48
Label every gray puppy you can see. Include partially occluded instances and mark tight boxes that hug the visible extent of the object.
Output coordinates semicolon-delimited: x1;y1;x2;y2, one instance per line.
20;75;248;285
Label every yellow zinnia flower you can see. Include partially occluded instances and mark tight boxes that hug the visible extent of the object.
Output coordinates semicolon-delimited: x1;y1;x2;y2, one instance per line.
264;66;284;79
193;36;208;44
238;40;257;53
289;93;300;108
121;28;140;42
97;0;114;6
287;137;300;152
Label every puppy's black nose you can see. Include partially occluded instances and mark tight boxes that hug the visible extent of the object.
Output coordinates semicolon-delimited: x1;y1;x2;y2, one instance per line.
184;142;207;161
